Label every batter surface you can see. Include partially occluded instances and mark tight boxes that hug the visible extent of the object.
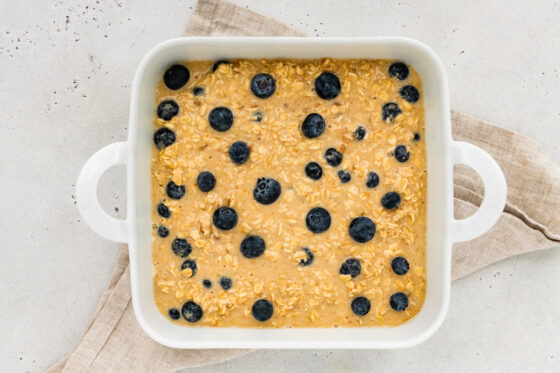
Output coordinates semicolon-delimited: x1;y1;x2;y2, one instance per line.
151;58;427;327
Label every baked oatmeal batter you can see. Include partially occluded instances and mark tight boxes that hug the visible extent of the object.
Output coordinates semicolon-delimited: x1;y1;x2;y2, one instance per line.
151;58;427;327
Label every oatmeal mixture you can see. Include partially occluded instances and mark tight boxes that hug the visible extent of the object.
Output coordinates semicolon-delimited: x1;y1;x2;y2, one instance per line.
151;58;427;327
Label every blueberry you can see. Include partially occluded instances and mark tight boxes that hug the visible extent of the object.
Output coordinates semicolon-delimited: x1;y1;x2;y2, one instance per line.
253;111;263;122
306;207;331;233
219;276;232;290
208;107;234;132
324;148;343;167
348;217;376;243
354;126;366;141
181;259;197;277
157;100;179;121
240;235;266;258
413;132;421;141
164;64;190;90
252;299;273;322
388;62;409;80
212;60;231;72
229;141;250;165
390;292;409;311
153;127;176;149
253;177;281;205
157;226;169;238
351;296;371;316
394;145;410;162
315;72;341;100
166;181;185;200
381;192;401;209
193;86;204;96
382;103;402;122
202;279;212;288
182;300;203;322
171;238;192;258
301;113;326;138
339;258;361;278
251;73;276;98
391;256;409;275
168;308;180;320
212;207;238;230
299;248;314;266
400;85;420;103
197;171;216;192
338;170;351;183
305;162;323;180
366;172;379;188
157;202;171;218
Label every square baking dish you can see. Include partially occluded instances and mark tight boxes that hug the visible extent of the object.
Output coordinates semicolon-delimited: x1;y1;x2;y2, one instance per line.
76;37;507;348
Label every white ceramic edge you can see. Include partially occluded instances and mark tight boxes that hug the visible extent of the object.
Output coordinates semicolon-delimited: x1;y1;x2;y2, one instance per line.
75;36;500;348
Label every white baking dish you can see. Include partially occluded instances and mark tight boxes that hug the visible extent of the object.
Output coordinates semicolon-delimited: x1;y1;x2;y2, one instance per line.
76;37;507;349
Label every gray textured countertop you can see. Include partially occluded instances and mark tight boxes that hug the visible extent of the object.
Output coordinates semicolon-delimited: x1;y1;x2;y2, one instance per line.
0;0;558;372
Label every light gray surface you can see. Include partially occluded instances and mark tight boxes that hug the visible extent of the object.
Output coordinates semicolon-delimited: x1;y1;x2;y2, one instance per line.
0;0;558;372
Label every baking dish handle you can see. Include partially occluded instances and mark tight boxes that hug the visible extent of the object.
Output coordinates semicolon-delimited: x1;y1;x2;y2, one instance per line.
76;142;129;243
451;141;507;243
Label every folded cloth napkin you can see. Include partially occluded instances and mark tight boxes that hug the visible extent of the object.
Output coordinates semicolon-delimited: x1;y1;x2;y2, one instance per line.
49;0;560;371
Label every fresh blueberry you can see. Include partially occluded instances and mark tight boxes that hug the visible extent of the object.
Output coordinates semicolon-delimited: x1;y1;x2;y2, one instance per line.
212;60;231;72
181;259;197;277
192;86;204;96
305;162;323;180
253;177;281;205
182;300;203;322
253;111;263;122
164;64;190;90
339;258;361;278
381;192;401;209
400;85;420;103
351;296;371;316
168;308;180;320
157;100;179;121
153;127;176;149
171;238;192;258
219;276;232;290
413;132;421;141
388;62;409;80
315;72;341;100
301;113;326;138
240;235;266;258
252;299;273;322
306;207;331;233
338;170;351;183
166;181;185;200
394;145;410;162
299;248;314;266
348;217;376;243
354;126;366;141
202;279;212;288
208;107;234;132
157;226;169;238
382;103;402;122
212;206;238;230
251;73;276;98
390;292;409;311
197;171;216;192
391;256;409;275
366;172;379;188
157;202;171;218
229;141;250;165
324;148;343;167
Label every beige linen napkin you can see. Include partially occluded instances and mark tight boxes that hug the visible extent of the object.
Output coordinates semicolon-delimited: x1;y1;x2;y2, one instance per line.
49;0;560;371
